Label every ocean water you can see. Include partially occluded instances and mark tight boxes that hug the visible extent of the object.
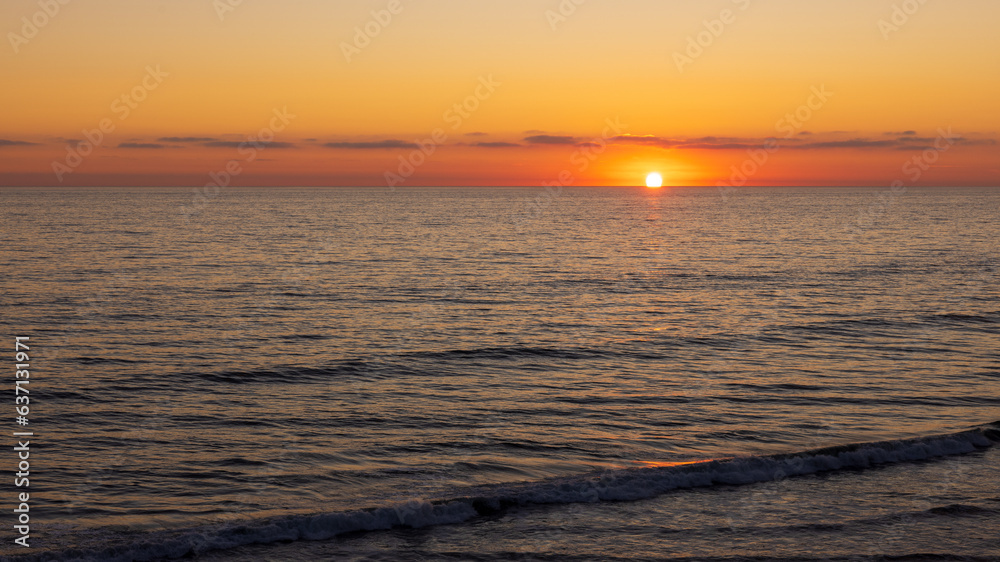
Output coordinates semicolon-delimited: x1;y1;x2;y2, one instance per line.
0;186;998;561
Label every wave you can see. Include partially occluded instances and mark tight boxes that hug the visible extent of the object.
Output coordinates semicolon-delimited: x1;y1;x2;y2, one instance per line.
30;421;1000;562
409;345;613;361
181;345;652;384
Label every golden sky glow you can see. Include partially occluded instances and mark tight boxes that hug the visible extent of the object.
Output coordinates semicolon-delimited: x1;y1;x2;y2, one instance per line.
1;0;998;187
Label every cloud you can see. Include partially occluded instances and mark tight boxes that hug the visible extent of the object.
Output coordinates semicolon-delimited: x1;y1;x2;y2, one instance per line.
524;135;578;145
789;136;987;150
472;141;521;148
690;136;744;143
0;139;34;147
205;141;297;149
119;142;169;149
611;134;669;144
565;131;993;152
791;139;901;150
220;130;993;155
890;136;994;150
683;142;758;150
324;140;417;149
608;135;691;149
515;130;994;152
158;137;217;143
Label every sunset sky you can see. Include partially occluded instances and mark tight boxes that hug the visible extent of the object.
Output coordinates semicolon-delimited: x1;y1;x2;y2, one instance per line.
1;0;998;187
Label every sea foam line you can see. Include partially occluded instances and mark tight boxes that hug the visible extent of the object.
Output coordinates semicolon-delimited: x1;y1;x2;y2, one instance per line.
38;421;1000;562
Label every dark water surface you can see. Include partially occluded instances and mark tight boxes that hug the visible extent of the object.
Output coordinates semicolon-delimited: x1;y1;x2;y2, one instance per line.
0;186;997;561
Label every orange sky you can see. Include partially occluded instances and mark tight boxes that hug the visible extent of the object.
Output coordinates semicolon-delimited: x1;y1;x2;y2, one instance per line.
1;0;998;187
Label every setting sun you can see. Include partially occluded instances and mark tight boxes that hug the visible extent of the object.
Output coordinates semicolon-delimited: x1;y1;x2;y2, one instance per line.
646;172;663;188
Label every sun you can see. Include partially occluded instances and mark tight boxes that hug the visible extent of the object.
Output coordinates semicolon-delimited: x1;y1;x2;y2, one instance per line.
646;172;663;188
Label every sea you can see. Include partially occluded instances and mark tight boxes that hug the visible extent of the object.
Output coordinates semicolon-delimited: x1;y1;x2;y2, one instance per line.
0;185;997;561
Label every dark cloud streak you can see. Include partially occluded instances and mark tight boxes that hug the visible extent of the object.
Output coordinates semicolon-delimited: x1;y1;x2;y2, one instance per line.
524;135;577;145
472;142;522;148
205;141;297;149
119;142;169;149
158;137;218;143
324;140;417;149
